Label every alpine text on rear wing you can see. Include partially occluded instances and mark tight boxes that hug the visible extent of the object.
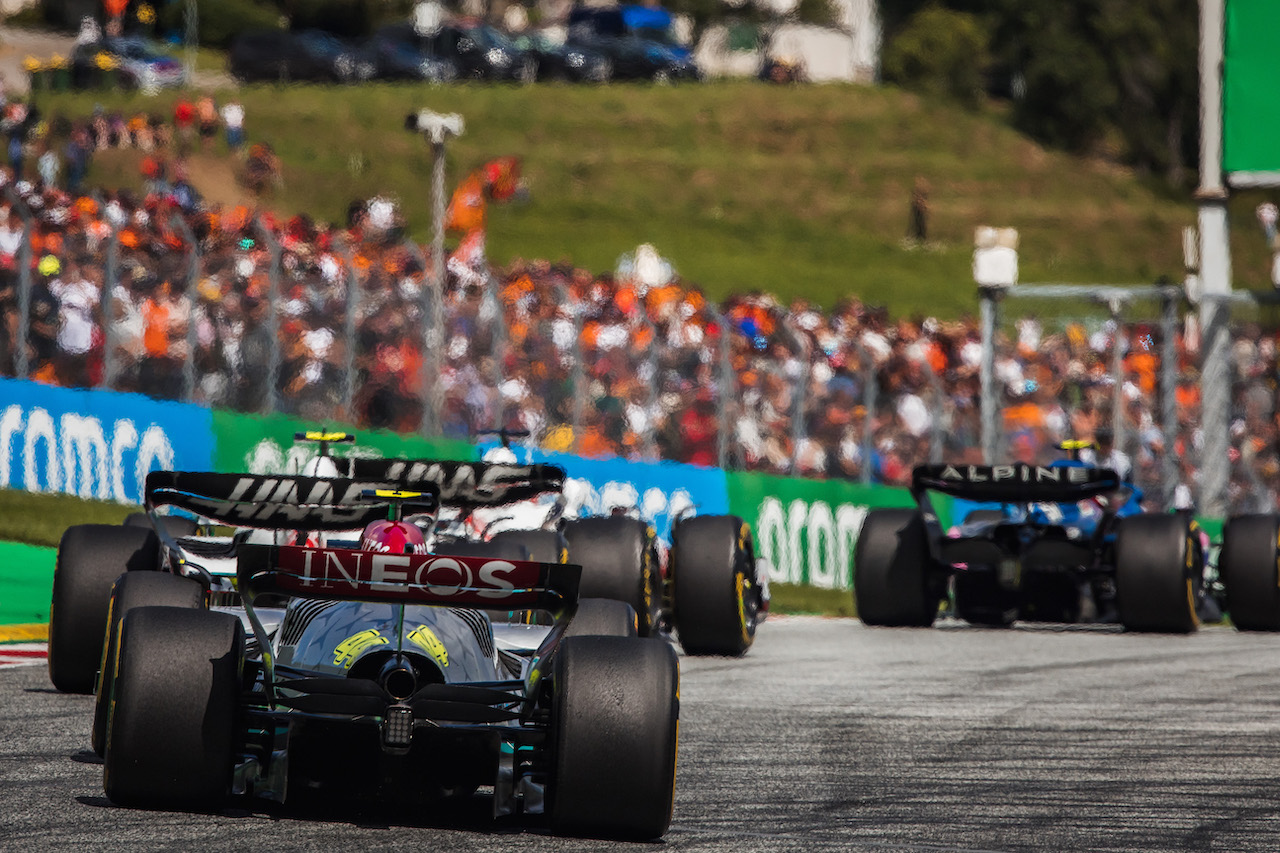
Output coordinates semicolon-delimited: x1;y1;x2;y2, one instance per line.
911;463;1123;503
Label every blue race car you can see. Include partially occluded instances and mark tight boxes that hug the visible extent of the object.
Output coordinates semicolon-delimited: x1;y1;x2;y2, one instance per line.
854;452;1211;632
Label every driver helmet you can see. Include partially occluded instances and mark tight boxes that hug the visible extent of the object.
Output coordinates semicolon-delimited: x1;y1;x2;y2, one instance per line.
301;454;342;478
483;445;518;465
360;519;428;555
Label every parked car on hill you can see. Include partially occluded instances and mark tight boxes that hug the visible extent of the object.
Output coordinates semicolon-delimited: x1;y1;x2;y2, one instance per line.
422;19;537;82
228;29;378;84
70;37;187;92
369;23;458;82
510;29;613;83
566;5;700;82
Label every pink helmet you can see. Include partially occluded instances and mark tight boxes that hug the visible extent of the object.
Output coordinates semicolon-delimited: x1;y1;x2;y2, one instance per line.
360;520;428;555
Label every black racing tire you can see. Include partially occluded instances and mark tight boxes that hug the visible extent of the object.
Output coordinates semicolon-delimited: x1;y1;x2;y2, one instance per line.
1219;514;1280;631
670;515;761;656
103;607;243;809
1115;513;1199;633
48;524;161;694
92;572;204;757
488;529;569;564
566;598;639;638
853;509;941;627
548;636;678;839
562;517;662;637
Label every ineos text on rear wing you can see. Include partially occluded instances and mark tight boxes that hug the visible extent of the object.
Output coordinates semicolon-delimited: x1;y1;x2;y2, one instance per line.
350;459;566;509
144;471;436;530
237;543;581;613
911;463;1122;503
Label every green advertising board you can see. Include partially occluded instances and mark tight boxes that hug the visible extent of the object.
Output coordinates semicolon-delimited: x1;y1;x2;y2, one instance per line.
211;411;476;474
1224;0;1280;180
726;472;916;589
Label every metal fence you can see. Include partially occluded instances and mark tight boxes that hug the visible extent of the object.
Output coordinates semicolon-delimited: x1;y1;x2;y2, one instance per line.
1;187;1277;515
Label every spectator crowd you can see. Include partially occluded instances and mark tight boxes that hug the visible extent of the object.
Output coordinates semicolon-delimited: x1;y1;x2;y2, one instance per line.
0;100;1276;517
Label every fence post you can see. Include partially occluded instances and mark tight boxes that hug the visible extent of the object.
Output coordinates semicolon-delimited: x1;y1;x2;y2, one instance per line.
1105;298;1125;449
254;216;282;415
921;356;944;464
4;188;32;380
401;240;440;436
103;214;121;390
782;317;809;475
484;270;508;430
706;302;732;470
169;213;200;402
339;241;364;422
639;307;659;460
978;285;1002;464
555;281;585;454
857;340;877;485
1159;288;1179;509
1199;292;1231;516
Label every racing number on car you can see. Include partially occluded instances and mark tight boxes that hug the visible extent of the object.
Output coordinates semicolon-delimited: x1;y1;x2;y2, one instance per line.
333;629;389;669
407;625;449;669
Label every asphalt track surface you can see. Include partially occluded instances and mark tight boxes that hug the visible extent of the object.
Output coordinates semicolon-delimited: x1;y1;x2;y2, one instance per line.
5;616;1280;852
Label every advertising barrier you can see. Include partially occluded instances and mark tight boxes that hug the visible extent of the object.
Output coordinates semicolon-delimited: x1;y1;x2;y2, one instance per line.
727;471;916;589
512;447;730;544
212;411;476;475
0;377;212;505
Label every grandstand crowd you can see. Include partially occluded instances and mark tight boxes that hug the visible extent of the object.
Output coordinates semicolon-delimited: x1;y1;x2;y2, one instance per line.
0;103;1277;515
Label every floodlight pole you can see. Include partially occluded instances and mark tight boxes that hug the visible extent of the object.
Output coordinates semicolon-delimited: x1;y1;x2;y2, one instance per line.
1197;0;1231;518
407;109;464;436
184;0;198;82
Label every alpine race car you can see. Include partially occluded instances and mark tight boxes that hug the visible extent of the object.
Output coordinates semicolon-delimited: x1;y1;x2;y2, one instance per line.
348;454;769;656
93;471;679;838
854;461;1211;632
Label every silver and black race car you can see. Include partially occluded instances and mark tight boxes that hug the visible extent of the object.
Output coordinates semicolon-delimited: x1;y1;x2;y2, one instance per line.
58;470;680;838
348;455;769;656
854;461;1214;632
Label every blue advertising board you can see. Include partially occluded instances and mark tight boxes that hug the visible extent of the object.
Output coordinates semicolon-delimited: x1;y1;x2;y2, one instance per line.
481;443;729;543
0;378;213;505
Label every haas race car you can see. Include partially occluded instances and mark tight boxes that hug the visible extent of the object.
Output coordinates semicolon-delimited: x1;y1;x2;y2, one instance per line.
346;453;769;657
50;469;679;838
854;460;1219;632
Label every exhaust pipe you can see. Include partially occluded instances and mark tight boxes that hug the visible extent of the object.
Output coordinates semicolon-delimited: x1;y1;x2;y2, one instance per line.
378;656;418;701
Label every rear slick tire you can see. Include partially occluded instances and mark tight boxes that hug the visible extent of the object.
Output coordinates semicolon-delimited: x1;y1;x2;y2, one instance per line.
92;572;204;757
103;607;243;809
853;509;940;627
671;515;761;656
1219;514;1280;631
1115;514;1199;633
48;524;160;694
548;636;678;839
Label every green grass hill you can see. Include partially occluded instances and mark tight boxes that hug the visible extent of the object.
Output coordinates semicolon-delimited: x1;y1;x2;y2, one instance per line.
38;79;1280;319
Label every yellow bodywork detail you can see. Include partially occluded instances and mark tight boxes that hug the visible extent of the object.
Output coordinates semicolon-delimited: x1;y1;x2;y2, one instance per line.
304;431;350;441
374;489;424;500
333;629;389;669
407;625;450;668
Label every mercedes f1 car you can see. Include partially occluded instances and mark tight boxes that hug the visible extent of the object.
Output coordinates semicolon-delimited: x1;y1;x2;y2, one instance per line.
87;471;678;837
854;461;1213;632
346;454;769;656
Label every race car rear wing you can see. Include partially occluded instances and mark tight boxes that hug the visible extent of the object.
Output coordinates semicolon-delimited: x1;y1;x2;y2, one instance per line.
350;459;566;509
236;543;581;613
911;463;1122;503
144;471;433;531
